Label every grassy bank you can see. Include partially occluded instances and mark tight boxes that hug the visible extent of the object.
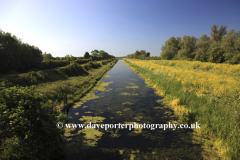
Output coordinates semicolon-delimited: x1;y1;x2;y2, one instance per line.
37;59;118;112
0;58;118;159
0;59;114;87
124;59;240;160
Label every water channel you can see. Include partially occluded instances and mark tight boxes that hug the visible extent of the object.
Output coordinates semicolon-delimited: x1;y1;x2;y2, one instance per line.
64;60;204;160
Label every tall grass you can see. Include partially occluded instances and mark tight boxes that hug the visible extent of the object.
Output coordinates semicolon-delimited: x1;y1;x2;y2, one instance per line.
125;59;240;160
1;59;113;87
0;57;118;159
35;59;118;111
128;59;240;102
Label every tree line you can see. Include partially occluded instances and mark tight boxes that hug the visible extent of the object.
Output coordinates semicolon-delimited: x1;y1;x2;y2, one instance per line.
43;50;114;61
0;29;115;74
0;30;43;73
85;49;115;59
160;24;240;64
126;50;150;59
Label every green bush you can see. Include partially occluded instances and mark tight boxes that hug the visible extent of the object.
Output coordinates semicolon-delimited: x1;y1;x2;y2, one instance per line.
75;59;91;65
0;83;64;159
229;53;240;64
82;62;101;71
3;71;49;87
58;63;86;77
145;56;162;60
40;60;70;69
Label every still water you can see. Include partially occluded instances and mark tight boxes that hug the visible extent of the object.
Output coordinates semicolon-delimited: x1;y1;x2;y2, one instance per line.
64;60;204;160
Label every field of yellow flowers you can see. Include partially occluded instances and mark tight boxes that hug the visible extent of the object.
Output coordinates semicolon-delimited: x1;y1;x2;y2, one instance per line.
129;59;240;100
125;59;240;160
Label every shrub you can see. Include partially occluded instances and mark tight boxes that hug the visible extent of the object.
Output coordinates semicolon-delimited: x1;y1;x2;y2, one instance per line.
0;83;64;159
58;63;86;77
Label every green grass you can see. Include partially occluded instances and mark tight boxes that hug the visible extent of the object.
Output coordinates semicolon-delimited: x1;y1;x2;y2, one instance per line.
0;59;114;87
124;59;240;160
0;58;118;160
35;59;118;111
0;58;118;119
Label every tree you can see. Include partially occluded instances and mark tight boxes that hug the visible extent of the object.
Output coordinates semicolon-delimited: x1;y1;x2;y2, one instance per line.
84;52;90;59
65;54;75;61
91;49;99;56
43;52;53;61
134;50;141;59
129;53;135;59
99;50;109;58
235;30;240;51
193;34;211;62
229;53;240;64
229;29;240;64
146;52;150;57
176;36;197;60
139;50;147;60
221;29;238;63
0;30;43;73
161;44;166;52
160;36;179;60
208;47;225;63
210;24;227;42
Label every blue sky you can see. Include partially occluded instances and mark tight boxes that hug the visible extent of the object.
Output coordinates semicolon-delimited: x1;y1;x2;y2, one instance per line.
1;0;240;57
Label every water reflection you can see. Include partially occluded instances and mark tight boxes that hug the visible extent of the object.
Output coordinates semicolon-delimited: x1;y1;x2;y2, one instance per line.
64;60;203;160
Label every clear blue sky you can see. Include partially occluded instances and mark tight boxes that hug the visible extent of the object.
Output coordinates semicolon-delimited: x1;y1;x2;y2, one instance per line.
1;0;240;57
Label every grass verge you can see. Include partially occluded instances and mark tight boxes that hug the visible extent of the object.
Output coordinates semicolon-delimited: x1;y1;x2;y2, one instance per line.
124;59;240;160
36;59;118;114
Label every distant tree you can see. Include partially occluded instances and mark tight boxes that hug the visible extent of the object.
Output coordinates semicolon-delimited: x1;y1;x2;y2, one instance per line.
157;25;239;64
198;34;210;42
235;30;240;51
108;54;115;58
84;52;90;59
221;29;238;63
65;55;70;61
43;52;53;61
175;36;197;60
91;49;99;56
208;47;225;63
229;53;240;64
126;50;149;59
99;50;109;58
71;55;76;61
161;44;166;52
0;30;43;73
130;53;135;59
193;34;211;62
210;24;227;42
160;36;179;60
176;37;182;49
229;29;240;64
134;50;141;59
65;54;75;61
146;52;150;57
206;40;222;61
139;50;147;60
